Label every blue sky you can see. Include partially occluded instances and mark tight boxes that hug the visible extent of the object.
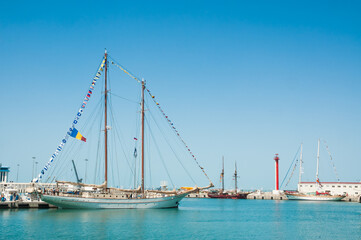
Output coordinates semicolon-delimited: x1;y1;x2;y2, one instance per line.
0;1;360;189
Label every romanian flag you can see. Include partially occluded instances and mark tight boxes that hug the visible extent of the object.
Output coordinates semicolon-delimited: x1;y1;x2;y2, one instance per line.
69;128;86;142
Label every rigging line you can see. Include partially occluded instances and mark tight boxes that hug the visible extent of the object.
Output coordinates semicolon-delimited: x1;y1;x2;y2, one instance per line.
133;93;141;188
44;56;105;183
280;145;301;188
52;138;84;180
46;142;66;182
108;56;142;84
321;139;340;182
109;53;148;193
109;95;123;188
108;76;117;187
48;132;80;182
65;94;102;184
108;55;211;184
108;98;135;176
54;96;103;180
145;115;175;189
284;160;299;188
109;119;121;188
112;133;121;187
108;120;115;187
79;98;104;182
146;101;197;185
132;119;139;189
51;135;79;182
145;123;152;188
145;100;197;185
94;95;105;184
50;98;104;182
111;135;116;188
109;92;139;104
44;133;76;182
47;149;67;183
45;88;104;182
145;88;212;185
148;126;153;189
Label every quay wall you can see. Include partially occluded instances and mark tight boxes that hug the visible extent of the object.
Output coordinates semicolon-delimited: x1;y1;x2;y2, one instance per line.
0;201;57;209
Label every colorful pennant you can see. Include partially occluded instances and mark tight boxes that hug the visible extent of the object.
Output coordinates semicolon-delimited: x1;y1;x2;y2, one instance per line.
69;128;86;142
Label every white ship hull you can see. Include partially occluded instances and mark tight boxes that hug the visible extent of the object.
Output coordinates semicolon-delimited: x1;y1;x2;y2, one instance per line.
41;193;188;209
286;193;345;201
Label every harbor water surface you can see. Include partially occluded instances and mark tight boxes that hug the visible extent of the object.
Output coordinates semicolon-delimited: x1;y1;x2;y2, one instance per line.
1;199;360;239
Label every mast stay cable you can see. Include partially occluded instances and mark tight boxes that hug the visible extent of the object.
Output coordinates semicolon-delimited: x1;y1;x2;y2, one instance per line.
109;55;213;186
146;100;197;185
280;145;301;188
321;139;340;182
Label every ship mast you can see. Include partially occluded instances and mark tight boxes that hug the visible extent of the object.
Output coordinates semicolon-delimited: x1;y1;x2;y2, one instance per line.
234;161;238;193
104;50;108;189
141;79;145;195
298;143;303;183
316;139;320;186
221;156;224;192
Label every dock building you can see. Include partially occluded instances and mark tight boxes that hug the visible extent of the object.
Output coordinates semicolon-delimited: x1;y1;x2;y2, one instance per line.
0;164;10;183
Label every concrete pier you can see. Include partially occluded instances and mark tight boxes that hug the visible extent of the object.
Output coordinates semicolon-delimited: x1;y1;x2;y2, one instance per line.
247;192;286;200
187;191;361;202
342;196;361;203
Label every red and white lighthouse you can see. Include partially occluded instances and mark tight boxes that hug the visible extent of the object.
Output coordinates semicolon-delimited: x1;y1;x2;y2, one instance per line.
274;154;280;191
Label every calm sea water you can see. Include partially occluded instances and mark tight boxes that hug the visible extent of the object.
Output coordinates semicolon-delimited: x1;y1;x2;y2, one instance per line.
0;199;360;239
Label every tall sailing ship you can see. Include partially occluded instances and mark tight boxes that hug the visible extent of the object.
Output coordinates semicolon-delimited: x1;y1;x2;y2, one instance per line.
208;157;248;199
36;50;213;208
285;140;345;201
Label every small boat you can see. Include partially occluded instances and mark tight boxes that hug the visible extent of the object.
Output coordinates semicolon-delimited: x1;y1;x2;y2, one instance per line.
36;50;213;209
285;140;345;201
208;158;249;199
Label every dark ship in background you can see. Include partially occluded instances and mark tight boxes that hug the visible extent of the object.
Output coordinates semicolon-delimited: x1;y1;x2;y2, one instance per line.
208;157;249;199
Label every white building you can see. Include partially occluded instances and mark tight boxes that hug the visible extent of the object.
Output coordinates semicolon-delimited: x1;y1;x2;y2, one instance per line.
298;182;361;196
0;164;10;183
